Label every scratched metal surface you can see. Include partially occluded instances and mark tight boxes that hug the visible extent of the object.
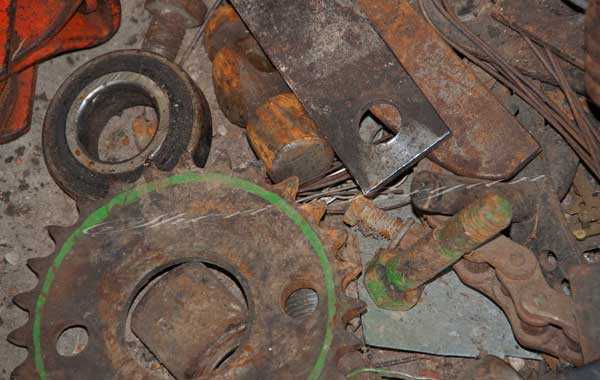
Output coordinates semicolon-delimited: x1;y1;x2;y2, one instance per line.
229;0;449;194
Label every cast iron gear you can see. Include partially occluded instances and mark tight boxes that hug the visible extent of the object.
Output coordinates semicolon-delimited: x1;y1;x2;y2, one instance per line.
8;166;369;380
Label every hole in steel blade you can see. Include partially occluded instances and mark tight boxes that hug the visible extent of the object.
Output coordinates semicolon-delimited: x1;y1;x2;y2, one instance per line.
359;103;402;145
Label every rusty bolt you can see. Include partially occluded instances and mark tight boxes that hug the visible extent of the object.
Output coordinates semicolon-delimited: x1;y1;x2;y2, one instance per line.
364;192;512;311
143;0;208;61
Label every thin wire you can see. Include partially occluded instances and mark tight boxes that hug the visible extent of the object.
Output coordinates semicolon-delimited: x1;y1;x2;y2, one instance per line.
419;0;600;179
346;368;437;380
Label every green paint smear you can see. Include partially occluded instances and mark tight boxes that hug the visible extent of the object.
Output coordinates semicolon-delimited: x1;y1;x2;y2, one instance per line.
385;259;414;292
33;173;334;380
439;246;464;259
364;275;387;304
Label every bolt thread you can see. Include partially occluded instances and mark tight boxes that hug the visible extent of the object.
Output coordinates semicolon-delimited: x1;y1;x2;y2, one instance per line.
143;16;186;61
436;192;512;254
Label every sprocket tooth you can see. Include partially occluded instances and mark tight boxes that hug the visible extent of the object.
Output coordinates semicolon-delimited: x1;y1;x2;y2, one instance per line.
76;199;99;217
13;290;37;311
333;340;374;380
10;356;36;380
320;227;348;255
332;232;363;290
270;176;300;202
339;296;367;323
299;202;326;225
7;324;30;347
46;225;70;243
27;256;53;277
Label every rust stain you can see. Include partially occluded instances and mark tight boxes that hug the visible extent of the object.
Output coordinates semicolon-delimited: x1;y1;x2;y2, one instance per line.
359;0;539;180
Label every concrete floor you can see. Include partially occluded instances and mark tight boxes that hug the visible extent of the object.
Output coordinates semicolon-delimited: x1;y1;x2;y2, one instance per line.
0;1;259;377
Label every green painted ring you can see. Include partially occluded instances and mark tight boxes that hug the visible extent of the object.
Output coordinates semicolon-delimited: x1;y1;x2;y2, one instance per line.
32;173;335;380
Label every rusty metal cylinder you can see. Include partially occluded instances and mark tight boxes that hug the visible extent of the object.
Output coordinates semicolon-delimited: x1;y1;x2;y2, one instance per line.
205;4;335;183
204;4;250;61
247;93;334;183
586;0;600;107
143;0;207;61
211;41;289;127
364;192;512;311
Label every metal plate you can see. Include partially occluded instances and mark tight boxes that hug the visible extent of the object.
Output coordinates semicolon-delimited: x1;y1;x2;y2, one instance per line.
361;0;540;180
569;262;600;363
229;0;449;194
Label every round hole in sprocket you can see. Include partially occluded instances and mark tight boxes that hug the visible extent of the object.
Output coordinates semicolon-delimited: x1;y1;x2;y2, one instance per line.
56;326;89;357
285;288;319;319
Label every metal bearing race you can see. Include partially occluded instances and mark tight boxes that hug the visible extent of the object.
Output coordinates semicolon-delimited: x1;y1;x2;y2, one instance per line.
43;49;212;200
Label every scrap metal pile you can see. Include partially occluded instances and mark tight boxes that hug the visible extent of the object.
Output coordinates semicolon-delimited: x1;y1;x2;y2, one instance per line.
2;0;600;379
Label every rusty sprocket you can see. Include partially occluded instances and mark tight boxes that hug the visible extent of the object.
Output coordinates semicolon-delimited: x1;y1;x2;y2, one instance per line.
8;170;367;380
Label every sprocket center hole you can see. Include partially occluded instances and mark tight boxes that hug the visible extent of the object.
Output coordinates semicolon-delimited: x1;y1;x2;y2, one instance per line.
126;262;248;378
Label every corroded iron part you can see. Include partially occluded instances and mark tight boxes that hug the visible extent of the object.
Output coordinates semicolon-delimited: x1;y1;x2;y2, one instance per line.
343;195;428;249
586;0;600;106
203;4;250;61
230;0;450;194
454;236;583;365
492;0;585;69
43;50;212;200
420;0;585;94
143;0;207;61
8;169;367;380
359;0;539;180
410;171;537;222
458;355;523;380
569;262;600;363
247;93;334;183
204;4;288;127
210;42;289;127
364;192;512;311
205;5;335;183
130;263;248;379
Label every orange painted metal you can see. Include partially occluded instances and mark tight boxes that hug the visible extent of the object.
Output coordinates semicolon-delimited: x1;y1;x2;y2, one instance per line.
0;67;36;143
0;0;121;144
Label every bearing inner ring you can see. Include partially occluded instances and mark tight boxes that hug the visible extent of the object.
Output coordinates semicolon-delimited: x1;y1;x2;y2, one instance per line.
65;71;170;175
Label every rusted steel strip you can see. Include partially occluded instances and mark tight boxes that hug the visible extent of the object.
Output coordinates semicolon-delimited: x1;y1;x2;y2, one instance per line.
569;262;600;363
586;0;600;107
229;0;450;194
492;0;585;69
359;0;540;180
